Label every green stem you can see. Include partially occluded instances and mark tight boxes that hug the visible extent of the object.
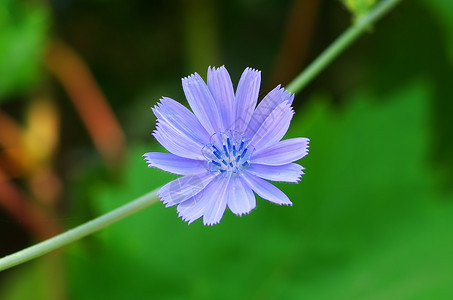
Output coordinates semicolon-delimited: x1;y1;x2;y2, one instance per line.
0;0;403;273
0;189;158;271
286;0;403;94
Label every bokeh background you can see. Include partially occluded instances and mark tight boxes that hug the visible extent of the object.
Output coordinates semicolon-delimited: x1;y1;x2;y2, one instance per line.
1;0;453;299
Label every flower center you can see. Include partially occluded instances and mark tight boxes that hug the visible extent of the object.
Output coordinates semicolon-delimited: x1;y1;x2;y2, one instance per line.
202;131;254;174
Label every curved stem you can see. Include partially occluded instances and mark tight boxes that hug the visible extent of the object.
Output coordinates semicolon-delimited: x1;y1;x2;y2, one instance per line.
0;0;403;272
0;189;158;271
287;0;403;94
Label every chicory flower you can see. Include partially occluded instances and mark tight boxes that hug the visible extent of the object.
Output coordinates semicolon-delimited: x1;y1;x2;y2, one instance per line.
144;66;309;225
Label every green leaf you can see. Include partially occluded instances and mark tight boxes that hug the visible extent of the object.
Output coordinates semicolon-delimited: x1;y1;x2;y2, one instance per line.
0;0;49;102
420;0;453;63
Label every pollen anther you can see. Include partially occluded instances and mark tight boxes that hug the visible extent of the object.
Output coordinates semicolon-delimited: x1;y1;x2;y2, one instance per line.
202;131;254;174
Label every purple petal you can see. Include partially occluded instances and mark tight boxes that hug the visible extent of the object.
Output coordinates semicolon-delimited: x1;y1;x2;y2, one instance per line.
227;175;256;216
153;120;205;160
177;174;230;225
153;97;210;145
234;68;261;133
252;138;310;165
203;173;231;226
245;85;294;138
177;195;208;225
158;172;218;207
207;66;235;131
249;101;294;151
247;163;304;183
241;171;292;205
143;152;207;175
182;73;222;135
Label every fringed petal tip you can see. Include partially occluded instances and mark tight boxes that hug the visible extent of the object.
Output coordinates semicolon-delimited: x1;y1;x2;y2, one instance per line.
295;165;305;183
179;216;196;225
292;171;304;184
176;199;205;225
159;193;179;209
244;67;261;74
152;96;176;111
299;138;310;159
157;190;177;208
181;72;198;82
155;188;169;206
203;219;221;226
273;84;295;103
157;188;174;208
150;99;168;120
142;153;153;167
177;210;196;224
208;65;227;72
283;88;295;101
287;101;295;115
151;98;165;117
231;209;253;217
298;170;306;181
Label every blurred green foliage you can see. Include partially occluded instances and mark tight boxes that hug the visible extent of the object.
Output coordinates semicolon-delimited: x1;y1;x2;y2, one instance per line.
0;258;58;300
0;0;49;101
341;0;376;20
422;0;453;63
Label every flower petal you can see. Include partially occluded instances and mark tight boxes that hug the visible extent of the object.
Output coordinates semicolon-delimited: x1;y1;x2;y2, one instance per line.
247;163;303;183
227;175;256;216
203;173;231;226
207;66;235;131
153;97;210;145
245;85;294;138
177;195;208;225
234;68;261;133
158;172;218;207
153;120;205;160
182;73;222;135
143;152;207;175
249;101;294;151
241;171;292;205
252;137;310;165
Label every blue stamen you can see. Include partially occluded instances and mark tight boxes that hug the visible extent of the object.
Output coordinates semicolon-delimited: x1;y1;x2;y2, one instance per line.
213;151;222;159
240;148;248;159
223;145;229;157
203;132;254;174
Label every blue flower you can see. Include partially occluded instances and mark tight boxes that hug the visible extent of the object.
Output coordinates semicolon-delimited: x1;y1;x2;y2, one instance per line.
144;66;309;225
